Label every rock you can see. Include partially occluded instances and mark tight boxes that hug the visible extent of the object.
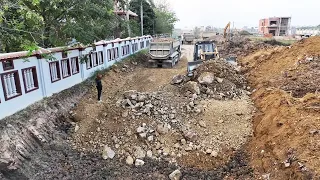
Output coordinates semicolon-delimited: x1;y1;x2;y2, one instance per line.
126;156;134;165
139;133;147;138
136;126;145;133
137;94;147;102
206;149;212;154
183;131;198;142
163;147;170;156
210;150;218;157
122;110;129;118
181;139;186;145
185;147;193;151
182;81;200;95
135;159;145;166
147;136;154;142
74;124;80;132
169;114;175;119
198;72;215;85
172;74;185;84
156;124;170;135
134;146;146;159
216;77;224;83
102;145;115;159
198;120;206;128
123;90;138;99
115;144;120;149
309;129;319;135
284;162;291;168
169;169;182;180
147;150;153;158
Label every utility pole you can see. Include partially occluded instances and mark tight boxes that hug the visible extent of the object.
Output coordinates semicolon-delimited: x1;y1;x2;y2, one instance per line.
140;0;143;36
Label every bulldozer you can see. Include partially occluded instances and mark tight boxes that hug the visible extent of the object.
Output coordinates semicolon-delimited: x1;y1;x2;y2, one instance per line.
187;40;219;76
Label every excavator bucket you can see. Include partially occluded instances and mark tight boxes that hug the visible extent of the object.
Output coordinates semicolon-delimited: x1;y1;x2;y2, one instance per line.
187;60;204;77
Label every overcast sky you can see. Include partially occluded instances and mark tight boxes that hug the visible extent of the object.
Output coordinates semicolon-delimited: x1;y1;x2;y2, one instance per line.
164;0;320;29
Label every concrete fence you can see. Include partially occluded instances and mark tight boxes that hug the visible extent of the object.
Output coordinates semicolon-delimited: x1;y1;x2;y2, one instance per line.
0;35;152;120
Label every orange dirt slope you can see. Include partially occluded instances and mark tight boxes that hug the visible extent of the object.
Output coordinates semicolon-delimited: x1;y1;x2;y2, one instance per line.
240;37;320;179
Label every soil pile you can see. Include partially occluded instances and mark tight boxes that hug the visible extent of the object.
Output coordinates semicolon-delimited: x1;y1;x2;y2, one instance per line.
219;37;273;57
152;38;176;42
240;36;320;179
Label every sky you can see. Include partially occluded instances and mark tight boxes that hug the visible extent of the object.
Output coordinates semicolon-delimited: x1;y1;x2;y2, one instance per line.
163;0;320;29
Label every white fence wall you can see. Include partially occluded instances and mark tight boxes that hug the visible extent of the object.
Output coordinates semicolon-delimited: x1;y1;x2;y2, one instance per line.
0;36;152;120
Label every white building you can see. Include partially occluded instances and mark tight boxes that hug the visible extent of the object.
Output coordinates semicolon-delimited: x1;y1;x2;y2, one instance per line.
296;28;320;36
0;36;152;120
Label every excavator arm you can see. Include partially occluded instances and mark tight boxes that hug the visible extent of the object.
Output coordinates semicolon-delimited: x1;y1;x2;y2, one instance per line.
224;22;231;39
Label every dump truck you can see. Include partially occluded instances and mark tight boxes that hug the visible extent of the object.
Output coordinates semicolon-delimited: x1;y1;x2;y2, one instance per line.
148;38;181;68
182;33;195;44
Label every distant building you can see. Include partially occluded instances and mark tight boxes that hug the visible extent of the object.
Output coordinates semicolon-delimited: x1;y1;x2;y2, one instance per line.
259;17;291;36
296;27;320;36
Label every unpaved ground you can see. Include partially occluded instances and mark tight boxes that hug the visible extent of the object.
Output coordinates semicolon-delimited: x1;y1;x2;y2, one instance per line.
240;37;320;179
69;45;255;179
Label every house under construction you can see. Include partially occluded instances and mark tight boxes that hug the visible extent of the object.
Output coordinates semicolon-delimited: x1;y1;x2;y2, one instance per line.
259;17;291;36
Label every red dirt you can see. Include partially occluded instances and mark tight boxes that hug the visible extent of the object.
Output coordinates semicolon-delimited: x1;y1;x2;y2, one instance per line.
240;37;320;179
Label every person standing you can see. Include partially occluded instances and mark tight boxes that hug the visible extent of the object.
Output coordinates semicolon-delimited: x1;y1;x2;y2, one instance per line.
96;74;103;102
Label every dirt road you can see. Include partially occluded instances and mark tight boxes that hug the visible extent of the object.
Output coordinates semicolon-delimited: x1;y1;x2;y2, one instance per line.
67;45;254;179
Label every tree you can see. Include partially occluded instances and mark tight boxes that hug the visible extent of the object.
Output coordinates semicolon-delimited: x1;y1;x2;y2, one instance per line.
0;0;117;52
129;0;155;35
193;26;201;38
154;0;178;34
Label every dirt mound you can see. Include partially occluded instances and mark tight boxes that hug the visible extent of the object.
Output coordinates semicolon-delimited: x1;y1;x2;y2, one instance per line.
184;59;249;100
152;38;175;42
219;37;273;57
240;36;320;179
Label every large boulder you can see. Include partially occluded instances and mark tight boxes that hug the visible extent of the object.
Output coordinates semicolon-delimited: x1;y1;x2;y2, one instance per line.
171;75;185;84
198;72;215;85
182;81;200;95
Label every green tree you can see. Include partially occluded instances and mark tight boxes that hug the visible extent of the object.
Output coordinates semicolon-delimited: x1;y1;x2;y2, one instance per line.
154;1;178;34
0;0;117;52
129;0;155;35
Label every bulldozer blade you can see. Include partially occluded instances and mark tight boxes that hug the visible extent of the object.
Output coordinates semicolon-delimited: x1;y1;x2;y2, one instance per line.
187;60;204;76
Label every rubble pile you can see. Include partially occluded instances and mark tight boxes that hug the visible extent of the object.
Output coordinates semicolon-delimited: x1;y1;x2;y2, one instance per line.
173;59;249;101
116;90;187;126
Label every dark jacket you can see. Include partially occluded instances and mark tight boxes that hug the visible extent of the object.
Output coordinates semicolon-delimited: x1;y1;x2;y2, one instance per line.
96;79;102;90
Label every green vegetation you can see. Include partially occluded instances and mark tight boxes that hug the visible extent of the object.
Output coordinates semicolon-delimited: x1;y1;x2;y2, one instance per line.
0;0;178;53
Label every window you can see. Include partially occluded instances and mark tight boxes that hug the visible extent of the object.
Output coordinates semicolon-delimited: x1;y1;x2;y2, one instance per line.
115;48;119;59
127;45;130;54
146;40;150;47
49;61;61;83
92;53;98;67
61;59;71;78
62;51;68;58
132;44;135;53
86;54;92;69
107;49;112;61
140;42;144;49
70;57;79;75
2;60;14;71
22;66;38;93
1;70;22;100
98;51;104;65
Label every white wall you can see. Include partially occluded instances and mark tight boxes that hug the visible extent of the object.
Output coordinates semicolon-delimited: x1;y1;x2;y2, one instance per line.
0;35;152;120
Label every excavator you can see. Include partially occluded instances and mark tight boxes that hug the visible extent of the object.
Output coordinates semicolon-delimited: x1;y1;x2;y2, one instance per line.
223;22;231;41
